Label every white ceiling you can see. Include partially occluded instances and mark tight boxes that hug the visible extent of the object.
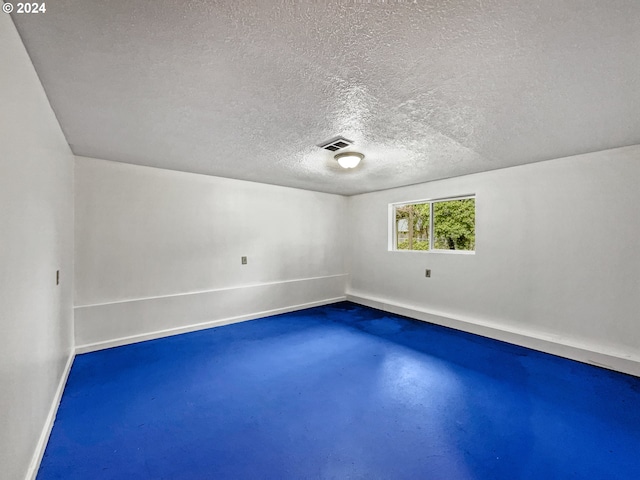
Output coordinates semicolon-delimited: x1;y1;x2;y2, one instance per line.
12;1;640;195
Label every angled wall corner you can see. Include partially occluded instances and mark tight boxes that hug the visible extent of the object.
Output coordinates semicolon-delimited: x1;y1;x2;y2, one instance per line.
0;13;75;480
346;145;640;377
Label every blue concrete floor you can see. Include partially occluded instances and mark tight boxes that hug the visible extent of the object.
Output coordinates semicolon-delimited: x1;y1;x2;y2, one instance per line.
38;302;640;479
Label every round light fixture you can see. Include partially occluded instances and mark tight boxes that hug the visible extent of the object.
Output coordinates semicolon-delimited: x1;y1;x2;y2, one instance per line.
334;151;364;169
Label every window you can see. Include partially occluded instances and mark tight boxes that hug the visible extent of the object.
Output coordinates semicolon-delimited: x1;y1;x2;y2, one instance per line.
391;196;475;252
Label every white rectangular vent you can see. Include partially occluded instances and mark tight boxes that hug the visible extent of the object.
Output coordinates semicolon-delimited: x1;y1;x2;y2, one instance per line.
317;136;354;152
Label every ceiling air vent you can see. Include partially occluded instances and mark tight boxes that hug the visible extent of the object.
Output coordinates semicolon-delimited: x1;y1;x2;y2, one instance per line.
317;136;354;152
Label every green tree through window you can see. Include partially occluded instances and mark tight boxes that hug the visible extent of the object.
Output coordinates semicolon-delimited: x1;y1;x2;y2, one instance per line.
394;197;475;251
433;198;475;250
395;203;430;250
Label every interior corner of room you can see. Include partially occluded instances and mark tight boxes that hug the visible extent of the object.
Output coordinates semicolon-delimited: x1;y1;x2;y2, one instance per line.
2;2;640;479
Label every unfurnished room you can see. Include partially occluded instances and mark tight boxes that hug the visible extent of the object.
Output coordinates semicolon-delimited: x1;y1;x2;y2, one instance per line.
1;1;640;479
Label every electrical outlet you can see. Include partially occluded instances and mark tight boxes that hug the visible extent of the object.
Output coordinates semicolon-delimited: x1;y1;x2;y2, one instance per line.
425;269;431;278
241;256;247;265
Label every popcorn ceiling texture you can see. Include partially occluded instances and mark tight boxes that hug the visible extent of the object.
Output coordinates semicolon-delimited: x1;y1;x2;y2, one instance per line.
11;0;640;195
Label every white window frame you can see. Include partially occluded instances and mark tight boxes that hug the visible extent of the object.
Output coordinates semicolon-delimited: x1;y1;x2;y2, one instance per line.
388;194;476;254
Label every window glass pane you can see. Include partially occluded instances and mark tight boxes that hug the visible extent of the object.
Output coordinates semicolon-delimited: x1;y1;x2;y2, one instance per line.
395;203;430;250
433;198;475;250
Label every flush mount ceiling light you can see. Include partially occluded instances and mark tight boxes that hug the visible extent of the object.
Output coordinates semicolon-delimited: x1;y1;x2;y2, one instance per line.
334;151;364;169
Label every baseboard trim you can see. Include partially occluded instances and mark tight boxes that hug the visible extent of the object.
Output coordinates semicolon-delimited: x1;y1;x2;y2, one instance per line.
25;350;75;480
347;293;640;377
75;296;346;354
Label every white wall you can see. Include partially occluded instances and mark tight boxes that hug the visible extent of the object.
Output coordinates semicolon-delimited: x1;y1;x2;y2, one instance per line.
74;157;348;349
0;15;75;480
347;146;640;375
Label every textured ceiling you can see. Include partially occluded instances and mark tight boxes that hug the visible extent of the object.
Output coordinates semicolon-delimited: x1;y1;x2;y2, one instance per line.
11;0;640;195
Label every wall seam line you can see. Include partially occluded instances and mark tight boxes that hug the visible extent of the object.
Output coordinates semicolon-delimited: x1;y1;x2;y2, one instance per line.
75;273;349;309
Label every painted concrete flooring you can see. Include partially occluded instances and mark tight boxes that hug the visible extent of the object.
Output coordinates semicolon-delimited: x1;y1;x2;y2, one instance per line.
38;302;640;479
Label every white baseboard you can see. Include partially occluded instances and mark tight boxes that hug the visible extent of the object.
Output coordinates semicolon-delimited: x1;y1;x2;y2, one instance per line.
24;292;639;480
74;274;348;348
25;350;75;480
76;296;346;354
347;293;640;377
29;295;345;479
